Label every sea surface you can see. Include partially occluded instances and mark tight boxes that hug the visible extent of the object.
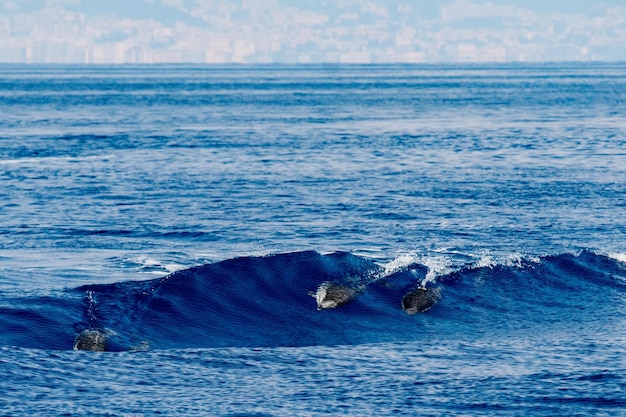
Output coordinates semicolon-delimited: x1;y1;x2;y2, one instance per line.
0;63;625;416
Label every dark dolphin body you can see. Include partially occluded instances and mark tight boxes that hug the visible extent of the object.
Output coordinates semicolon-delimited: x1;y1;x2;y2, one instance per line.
74;329;107;351
402;287;441;314
310;282;441;314
309;282;359;310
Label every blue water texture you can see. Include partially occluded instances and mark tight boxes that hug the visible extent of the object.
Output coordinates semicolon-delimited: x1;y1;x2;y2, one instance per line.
1;63;625;416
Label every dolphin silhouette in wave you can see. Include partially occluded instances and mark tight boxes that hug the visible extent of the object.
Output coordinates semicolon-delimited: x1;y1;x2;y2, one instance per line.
309;282;359;310
402;287;441;314
74;328;107;351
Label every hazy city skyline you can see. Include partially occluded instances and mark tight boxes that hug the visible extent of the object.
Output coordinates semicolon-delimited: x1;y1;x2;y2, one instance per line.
1;0;625;64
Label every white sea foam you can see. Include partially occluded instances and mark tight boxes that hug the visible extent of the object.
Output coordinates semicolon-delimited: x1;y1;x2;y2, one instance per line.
128;256;187;275
420;255;455;285
378;252;455;285
474;255;497;269
608;252;626;264
470;252;540;270
380;250;542;287
381;254;420;277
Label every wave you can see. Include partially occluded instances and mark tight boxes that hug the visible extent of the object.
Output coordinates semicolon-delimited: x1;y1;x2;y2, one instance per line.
0;250;624;351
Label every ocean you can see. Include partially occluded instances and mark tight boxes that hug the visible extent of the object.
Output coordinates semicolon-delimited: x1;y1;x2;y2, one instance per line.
0;63;625;416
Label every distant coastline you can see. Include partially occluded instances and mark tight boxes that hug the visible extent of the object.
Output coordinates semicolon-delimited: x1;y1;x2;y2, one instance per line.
1;1;625;64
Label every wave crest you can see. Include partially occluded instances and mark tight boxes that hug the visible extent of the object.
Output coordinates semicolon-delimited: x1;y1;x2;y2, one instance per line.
0;250;624;350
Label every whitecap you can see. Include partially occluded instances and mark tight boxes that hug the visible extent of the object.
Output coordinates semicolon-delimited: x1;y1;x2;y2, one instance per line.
608;252;626;264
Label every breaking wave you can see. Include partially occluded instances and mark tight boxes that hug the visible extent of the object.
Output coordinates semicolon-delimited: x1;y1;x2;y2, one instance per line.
1;250;624;350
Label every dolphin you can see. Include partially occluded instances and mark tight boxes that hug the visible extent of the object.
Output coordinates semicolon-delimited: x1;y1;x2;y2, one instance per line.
74;328;107;351
309;282;358;310
402;287;441;314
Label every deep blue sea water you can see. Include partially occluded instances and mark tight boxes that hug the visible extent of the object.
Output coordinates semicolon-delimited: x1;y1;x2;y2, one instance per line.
0;63;625;416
